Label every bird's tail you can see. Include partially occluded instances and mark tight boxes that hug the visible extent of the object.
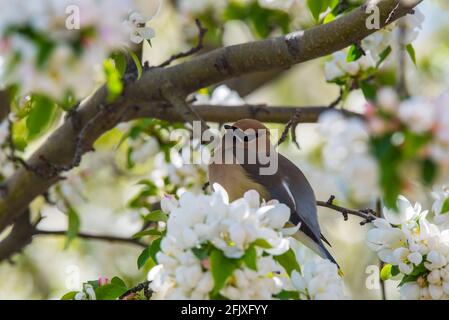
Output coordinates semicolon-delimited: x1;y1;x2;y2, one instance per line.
292;230;343;276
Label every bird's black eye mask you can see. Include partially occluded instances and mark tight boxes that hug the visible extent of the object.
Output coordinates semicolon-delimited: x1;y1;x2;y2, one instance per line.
224;125;263;142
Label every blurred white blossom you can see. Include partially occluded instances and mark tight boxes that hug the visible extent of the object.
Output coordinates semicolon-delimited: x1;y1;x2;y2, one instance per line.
194;85;245;106
0;0;154;100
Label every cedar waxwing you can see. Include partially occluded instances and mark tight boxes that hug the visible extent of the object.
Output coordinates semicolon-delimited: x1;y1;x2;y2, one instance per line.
208;119;338;267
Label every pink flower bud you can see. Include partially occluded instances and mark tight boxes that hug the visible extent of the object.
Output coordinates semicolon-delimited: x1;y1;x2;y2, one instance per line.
98;276;109;286
201;258;211;270
364;103;376;118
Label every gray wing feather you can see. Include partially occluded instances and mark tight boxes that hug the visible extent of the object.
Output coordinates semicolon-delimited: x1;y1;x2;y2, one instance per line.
239;153;338;266
240;153;321;241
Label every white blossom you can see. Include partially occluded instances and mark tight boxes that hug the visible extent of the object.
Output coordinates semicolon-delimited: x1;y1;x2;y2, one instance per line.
398;97;436;134
123;11;155;44
367;194;449;300
324;51;375;81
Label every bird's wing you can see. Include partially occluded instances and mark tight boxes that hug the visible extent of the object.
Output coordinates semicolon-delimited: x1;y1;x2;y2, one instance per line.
239;153;322;243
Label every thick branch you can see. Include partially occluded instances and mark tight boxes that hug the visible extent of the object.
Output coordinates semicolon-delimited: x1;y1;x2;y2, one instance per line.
0;0;422;234
0;90;10;123
0;211;34;262
125;103;360;123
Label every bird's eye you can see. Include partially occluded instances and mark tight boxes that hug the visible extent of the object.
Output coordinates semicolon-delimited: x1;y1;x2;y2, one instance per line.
224;125;238;131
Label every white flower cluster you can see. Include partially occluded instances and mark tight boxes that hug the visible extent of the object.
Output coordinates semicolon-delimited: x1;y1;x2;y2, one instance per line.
324;51;375;82
325;8;424;81
288;240;347;300
148;185;347;300
362;7;424;61
316;111;380;203
148;185;291;299
367;195;449;300
0;0;154;100
73;283;96;300
291;260;346;300
432;186;449;226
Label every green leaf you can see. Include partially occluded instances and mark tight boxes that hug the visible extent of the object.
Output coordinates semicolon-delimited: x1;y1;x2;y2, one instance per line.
323;11;336;24
253;238;272;249
136;237;163;271
274;290;300;300
210;249;240;294
132;229;161;239
61;291;78;300
380;264;392;281
95;283;128;300
360;81;376;101
371;135;402;210
103;58;123;103
111;276;127;288
110;52;127;76
398;274;419;287
243;245;257;271
441;198;449;215
376;46;392;68
391;265;400;277
148;237;162;263
144;210;168;223
273;249;300;276
137;246;152;270
26;95;57;140
421;158;437;186
128;49;143;80
192;243;213;260
406;44;417;66
224;1;291;38
307;0;328;22
347;44;363;62
65;206;80;249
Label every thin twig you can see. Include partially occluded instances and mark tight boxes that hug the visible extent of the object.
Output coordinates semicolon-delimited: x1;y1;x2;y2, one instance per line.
328;87;344;108
375;198;387;300
277;110;301;148
5;118;53;179
317;195;377;225
158;19;208;68
39;105;107;178
33;230;146;248
119;281;152;300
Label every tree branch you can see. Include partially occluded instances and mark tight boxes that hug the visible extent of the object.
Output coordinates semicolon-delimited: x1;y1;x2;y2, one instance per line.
119;281;152;300
157;19;208;68
0;210;34;263
317;195;377;225
125;103;360;123
0;89;10;123
33;230;146;248
0;0;422;234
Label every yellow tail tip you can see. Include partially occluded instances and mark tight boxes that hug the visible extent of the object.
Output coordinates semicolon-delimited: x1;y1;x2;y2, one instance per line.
338;269;345;277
